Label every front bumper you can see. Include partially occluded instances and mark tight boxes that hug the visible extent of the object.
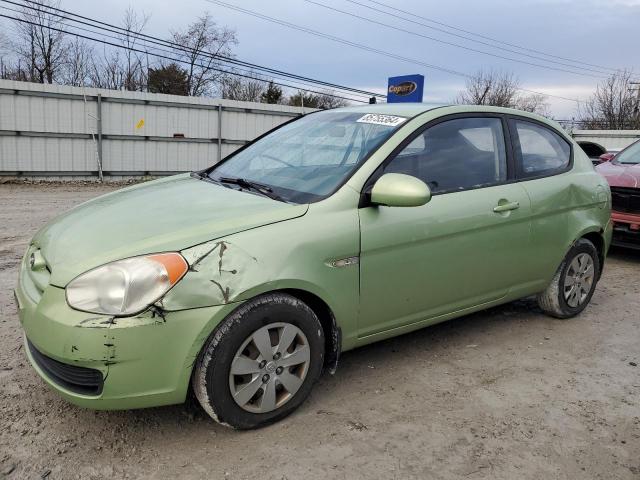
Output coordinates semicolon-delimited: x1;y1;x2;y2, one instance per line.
611;211;640;249
16;265;237;410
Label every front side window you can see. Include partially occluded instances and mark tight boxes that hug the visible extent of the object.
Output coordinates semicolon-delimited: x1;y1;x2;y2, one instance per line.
384;117;507;194
512;120;571;178
208;111;404;203
614;140;640;165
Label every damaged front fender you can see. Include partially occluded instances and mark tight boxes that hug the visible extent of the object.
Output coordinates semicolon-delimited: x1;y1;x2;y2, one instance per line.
161;239;267;310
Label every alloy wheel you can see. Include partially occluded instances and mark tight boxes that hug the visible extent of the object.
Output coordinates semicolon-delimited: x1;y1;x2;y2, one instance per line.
564;253;595;308
228;322;310;413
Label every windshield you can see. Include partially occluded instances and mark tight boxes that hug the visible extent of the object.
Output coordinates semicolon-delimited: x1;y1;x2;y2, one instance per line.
615;141;640;165
208;110;406;203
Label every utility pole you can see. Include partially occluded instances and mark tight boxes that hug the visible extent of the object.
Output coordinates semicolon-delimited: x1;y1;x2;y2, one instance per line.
631;82;640;129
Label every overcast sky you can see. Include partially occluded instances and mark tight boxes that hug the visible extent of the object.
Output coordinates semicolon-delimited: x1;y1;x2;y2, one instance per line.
7;0;640;117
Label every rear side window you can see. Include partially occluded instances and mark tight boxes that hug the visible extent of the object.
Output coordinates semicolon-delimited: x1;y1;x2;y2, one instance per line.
512;120;571;179
384;117;507;194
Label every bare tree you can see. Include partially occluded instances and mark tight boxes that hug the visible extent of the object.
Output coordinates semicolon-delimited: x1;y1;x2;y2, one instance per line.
3;5;244;97
457;70;518;107
89;9;150;91
171;12;237;96
514;93;549;116
456;69;549;115
288;90;349;109
90;49;125;89
221;73;265;102
0;28;13;79
0;27;9;55
579;70;640;129
11;0;67;83
315;91;349;109
120;8;149;91
0;58;26;80
62;37;93;87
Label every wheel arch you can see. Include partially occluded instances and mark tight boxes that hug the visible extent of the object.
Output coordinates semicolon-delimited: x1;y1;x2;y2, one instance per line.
225;275;344;374
280;288;341;374
573;226;607;280
195;282;343;376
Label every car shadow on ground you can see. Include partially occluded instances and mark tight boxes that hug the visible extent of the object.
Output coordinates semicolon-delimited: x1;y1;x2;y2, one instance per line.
608;245;640;263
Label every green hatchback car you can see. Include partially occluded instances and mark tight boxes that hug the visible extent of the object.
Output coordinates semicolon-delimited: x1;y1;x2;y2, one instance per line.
16;104;612;429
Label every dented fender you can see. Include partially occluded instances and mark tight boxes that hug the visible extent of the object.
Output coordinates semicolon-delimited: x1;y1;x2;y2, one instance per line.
161;240;267;310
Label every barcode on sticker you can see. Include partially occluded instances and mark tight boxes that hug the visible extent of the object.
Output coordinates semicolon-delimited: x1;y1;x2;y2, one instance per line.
356;114;407;127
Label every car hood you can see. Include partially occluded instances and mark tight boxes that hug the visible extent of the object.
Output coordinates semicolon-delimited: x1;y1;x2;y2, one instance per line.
596;162;640;188
32;174;308;286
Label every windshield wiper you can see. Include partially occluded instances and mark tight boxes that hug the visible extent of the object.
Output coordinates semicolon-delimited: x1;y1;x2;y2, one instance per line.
217;176;285;202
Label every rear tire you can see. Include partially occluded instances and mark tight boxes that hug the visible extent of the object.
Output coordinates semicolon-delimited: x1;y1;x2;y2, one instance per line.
537;238;600;319
192;293;325;429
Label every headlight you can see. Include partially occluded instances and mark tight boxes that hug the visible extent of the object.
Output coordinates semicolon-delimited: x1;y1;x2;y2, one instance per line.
66;253;188;316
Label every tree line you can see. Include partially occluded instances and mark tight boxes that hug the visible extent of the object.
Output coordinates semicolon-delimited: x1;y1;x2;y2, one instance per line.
0;0;348;108
455;69;640;129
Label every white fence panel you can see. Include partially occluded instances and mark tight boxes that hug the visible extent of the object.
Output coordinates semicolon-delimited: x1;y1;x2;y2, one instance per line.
572;130;640;153
0;80;306;177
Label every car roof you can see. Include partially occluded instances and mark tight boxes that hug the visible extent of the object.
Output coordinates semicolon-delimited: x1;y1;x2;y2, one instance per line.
335;103;549;122
334;103;447;117
332;103;564;136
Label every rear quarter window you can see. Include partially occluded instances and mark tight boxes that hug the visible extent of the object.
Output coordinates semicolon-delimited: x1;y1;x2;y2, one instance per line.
512;120;571;179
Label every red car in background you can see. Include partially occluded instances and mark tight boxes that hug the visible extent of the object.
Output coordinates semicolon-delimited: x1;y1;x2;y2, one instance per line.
596;139;640;249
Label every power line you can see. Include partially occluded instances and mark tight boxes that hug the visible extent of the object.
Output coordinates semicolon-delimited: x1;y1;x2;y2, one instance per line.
357;0;635;76
3;0;382;98
0;11;372;104
206;0;477;78
0;2;372;101
206;0;585;104
303;0;610;79
0;0;384;99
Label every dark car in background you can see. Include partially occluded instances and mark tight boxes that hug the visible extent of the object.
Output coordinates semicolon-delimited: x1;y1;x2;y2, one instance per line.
596;139;640;249
578;142;620;166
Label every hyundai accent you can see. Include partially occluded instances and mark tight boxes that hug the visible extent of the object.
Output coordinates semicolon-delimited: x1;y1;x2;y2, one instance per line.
16;104;612;429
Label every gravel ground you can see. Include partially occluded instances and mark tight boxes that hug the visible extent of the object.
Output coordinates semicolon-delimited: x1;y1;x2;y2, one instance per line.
0;182;639;480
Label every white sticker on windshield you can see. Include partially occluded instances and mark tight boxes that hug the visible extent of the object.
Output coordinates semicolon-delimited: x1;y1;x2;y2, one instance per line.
356;113;407;127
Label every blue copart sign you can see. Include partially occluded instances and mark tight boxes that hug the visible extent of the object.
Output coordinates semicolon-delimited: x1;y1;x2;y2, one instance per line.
387;74;424;103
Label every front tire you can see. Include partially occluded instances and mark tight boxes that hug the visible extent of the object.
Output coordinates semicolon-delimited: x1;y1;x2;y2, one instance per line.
537;238;600;319
192;293;325;429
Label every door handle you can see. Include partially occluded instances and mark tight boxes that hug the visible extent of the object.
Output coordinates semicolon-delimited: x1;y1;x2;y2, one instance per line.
493;201;520;213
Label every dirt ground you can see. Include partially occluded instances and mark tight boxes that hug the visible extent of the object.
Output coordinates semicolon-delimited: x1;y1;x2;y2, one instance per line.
0;182;638;480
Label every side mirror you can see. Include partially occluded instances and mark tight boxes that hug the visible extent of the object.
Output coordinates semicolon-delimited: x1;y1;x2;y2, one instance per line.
599;153;615;163
370;173;431;207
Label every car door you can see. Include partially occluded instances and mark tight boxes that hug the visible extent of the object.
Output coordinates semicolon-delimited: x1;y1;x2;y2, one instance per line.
358;115;532;338
507;117;575;286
